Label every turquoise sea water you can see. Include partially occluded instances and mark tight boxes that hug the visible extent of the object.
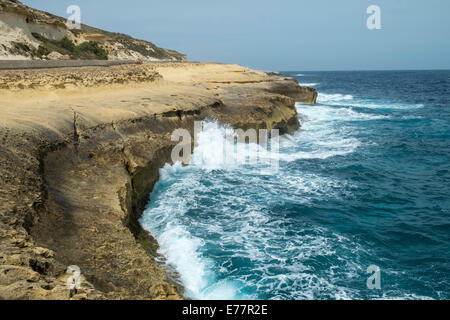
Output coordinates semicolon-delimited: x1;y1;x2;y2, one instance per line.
140;70;450;300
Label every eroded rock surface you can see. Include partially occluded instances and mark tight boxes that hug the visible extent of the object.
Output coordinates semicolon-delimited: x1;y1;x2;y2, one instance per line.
0;62;317;299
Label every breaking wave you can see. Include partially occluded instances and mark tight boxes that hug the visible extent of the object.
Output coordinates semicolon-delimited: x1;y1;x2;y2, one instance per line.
140;70;448;300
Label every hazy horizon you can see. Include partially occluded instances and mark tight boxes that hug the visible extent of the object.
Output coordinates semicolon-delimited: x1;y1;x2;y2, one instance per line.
22;0;450;71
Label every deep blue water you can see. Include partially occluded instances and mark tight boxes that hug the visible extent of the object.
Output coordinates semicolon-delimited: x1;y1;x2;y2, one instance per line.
140;70;450;300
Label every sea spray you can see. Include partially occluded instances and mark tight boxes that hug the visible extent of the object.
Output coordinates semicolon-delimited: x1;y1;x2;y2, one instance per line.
140;71;450;300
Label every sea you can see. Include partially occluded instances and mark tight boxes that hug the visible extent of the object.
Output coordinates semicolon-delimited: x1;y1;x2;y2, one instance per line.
139;70;450;300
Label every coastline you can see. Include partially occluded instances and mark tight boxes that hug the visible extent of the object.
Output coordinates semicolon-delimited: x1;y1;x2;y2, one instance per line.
0;62;317;299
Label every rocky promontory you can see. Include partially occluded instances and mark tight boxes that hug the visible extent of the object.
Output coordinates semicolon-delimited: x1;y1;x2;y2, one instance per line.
0;62;317;299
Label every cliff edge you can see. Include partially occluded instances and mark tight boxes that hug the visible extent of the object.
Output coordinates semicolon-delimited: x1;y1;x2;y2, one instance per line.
0;62;317;299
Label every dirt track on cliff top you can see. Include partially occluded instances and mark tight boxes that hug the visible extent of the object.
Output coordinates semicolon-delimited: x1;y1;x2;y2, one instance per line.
0;62;317;299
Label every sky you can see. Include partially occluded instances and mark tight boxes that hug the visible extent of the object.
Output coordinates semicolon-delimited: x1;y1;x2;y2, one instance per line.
22;0;450;71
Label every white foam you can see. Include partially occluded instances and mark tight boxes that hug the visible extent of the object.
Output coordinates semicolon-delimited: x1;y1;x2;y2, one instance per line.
269;103;365;162
141;113;364;297
317;93;354;103
140;122;276;299
377;292;435;300
188;121;279;173
317;92;423;110
300;83;320;87
156;223;243;299
139;110;364;299
235;226;365;300
298;102;390;121
157;224;211;298
140;165;244;299
139;85;433;300
347;102;424;110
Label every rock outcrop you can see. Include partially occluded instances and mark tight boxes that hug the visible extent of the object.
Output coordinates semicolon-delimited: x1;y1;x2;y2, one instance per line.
0;62;317;299
0;64;163;90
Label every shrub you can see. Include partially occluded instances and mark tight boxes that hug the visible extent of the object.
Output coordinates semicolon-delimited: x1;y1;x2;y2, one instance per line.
31;33;108;60
58;37;76;52
13;42;31;52
36;45;51;58
75;41;108;60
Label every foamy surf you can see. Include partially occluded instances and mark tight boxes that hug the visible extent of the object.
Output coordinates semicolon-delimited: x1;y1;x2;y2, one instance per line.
317;93;354;103
317;92;424;110
300;83;320;87
140;70;446;300
140;113;365;299
140;160;247;299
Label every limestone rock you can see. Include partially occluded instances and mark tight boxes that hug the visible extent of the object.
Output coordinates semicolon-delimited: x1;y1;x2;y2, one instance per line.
0;62;317;300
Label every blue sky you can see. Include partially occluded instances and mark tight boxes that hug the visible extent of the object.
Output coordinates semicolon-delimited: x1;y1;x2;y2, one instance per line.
23;0;450;71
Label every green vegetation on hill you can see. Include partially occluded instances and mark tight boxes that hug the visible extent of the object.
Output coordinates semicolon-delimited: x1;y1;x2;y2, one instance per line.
31;33;108;60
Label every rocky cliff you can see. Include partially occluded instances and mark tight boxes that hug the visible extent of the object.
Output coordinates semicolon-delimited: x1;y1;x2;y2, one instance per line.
0;0;186;61
0;62;317;299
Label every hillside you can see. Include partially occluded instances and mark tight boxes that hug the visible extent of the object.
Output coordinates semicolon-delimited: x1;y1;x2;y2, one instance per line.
0;0;186;61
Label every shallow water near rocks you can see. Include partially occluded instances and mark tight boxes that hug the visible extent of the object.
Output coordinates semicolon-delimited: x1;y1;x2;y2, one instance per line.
140;70;450;300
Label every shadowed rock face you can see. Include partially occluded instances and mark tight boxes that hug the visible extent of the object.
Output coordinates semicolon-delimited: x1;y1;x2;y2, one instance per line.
0;62;317;299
